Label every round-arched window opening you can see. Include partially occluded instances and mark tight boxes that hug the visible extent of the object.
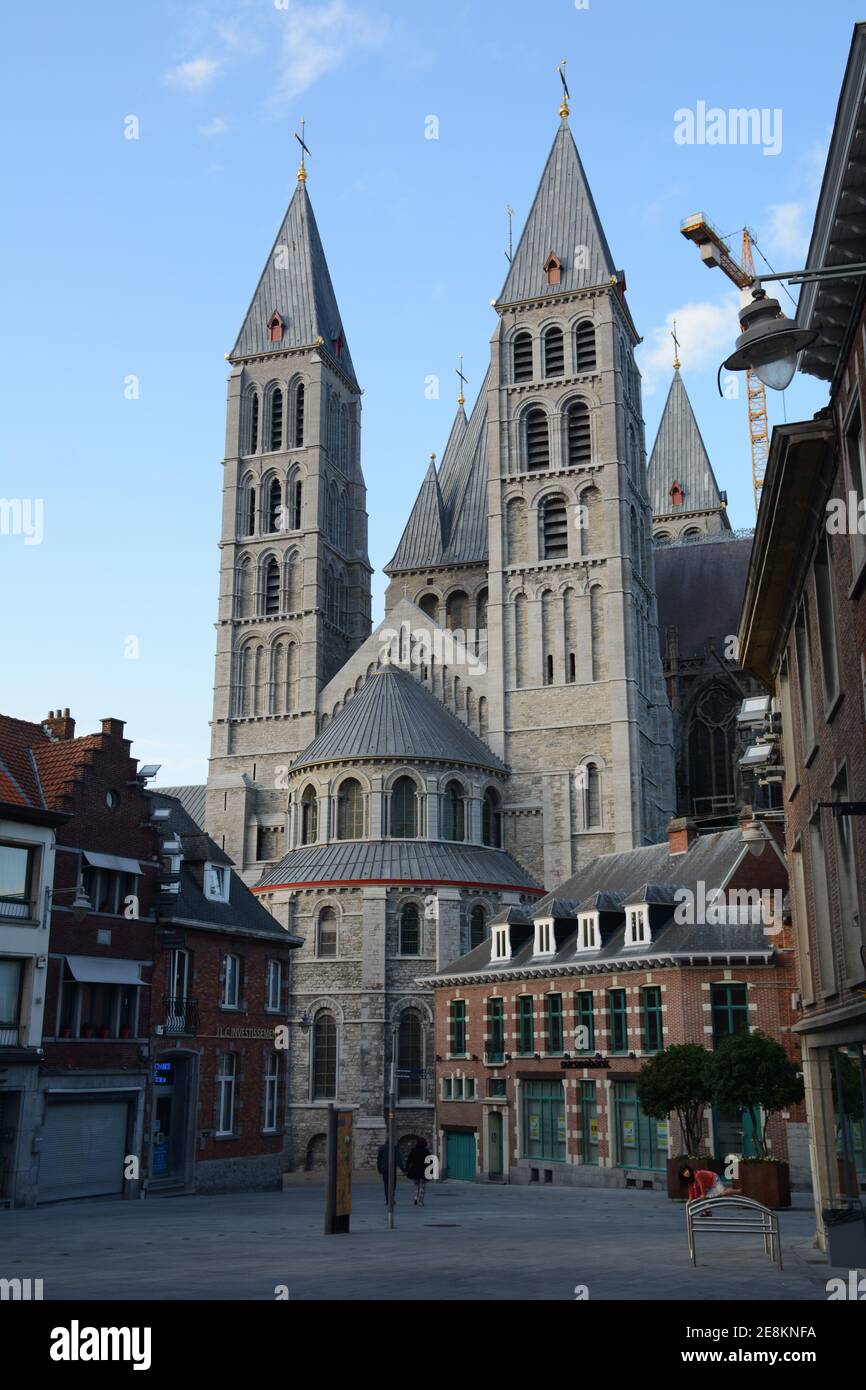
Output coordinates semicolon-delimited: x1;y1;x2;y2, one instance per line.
105;790;120;810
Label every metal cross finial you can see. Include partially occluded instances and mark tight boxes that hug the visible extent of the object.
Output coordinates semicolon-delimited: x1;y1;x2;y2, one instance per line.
557;60;570;118
295;118;311;183
456;355;468;406
505;205;515;264
671;320;681;371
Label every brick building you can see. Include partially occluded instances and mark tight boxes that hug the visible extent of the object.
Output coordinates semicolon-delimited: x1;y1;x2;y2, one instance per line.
738;23;866;1248
426;817;807;1189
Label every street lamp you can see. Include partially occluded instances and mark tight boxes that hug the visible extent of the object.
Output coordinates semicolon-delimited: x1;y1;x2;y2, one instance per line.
722;289;817;391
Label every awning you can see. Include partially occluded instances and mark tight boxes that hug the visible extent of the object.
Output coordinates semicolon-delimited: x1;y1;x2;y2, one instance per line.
82;851;144;876
65;956;148;986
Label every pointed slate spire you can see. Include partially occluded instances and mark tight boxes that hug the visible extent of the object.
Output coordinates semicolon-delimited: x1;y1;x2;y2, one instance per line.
647;370;726;517
435;402;468;500
386;456;446;571
498;120;616;304
230;181;357;385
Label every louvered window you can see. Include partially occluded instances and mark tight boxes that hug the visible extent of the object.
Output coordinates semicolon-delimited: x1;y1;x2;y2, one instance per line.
541;496;568;559
295;384;305;446
525;408;549;471
513;331;533;382
292;480;302;530
246;487;256;537
269;388;283;451
575;320;596;373
566;401;591;466
543;326;564;378
249;394;259;454
264;558;280;615
268;478;282;532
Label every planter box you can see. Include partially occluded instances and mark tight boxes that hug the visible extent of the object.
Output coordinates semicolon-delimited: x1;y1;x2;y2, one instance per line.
737;1160;791;1209
667;1155;721;1200
838;1159;861;1199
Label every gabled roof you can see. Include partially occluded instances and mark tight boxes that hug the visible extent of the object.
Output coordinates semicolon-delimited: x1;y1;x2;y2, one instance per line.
291;663;506;773
32;736;104;806
230;181;357;386
498;119;616;305
154;784;206;830
0;714;51;808
256;839;542;894
648;370;727;519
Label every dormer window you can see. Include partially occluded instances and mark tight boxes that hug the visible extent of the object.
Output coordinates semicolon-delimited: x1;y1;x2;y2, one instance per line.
543;252;561;286
204;863;230;904
332;331;344;358
670;480;683;509
625;905;650;946
268;312;284;343
492;926;511;962
534;918;555;957
576;913;600;952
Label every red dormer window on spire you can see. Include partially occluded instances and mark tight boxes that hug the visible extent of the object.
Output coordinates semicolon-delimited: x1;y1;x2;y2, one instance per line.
670;480;683;509
332;330;344;359
543;253;561;286
268;312;284;343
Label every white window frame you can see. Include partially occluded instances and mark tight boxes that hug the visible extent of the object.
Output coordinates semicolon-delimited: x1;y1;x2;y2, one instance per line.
625;905;650;946
265;958;281;1012
534;918;555;957
576;913;600;952
205;863;230;903
492;925;511;962
263;1054;280;1133
222;953;240;1009
217;1053;237;1135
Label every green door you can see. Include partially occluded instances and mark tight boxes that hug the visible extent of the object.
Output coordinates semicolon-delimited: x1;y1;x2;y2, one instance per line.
445;1130;476;1180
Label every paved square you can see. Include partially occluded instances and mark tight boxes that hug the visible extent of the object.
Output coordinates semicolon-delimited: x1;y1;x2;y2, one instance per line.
3;1178;833;1301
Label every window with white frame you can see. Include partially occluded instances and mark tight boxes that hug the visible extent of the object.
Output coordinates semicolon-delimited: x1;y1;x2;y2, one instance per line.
576;913;600;952
217;1053;237;1134
492;925;511;962
221;953;240;1008
263;1054;280;1132
265;959;282;1012
204;863;230;903
625;906;650;946
534;918;555;956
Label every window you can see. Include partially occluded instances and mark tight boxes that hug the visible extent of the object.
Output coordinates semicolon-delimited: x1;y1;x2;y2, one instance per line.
613;1081;667;1170
794;599;816;754
317;907;337;958
449;999;467;1056
221;954;240;1008
566;400;591;467
445;590;469;632
832;767;865;988
397;1011;424;1100
0;844;34;918
492;925;510;962
245;485;257;537
336;779;364;840
543;253;561;286
295;384;305;446
608;989;628;1053
525;408;549;471
576;914;599;952
575;990;594;1052
268;312;283;343
481;789;502;847
521;1080;565;1161
466;1077;476;1100
579;1080;599;1164
441;781;465;842
81;865;138;916
265;959;282;1012
845;407;866;576
268;478;282;532
486;997;505;1062
418;592;439;622
312;1012;337;1099
534;919;554;956
545;993;564;1054
809;810;837;997
583;763;601;828
204;864;230;903
642;986;663;1052
301;785;318;845
517;996;534;1055
541;495;568;559
217;1053;237;1134
442;1077;453;1100
264;557;280;616
62;976;140;1040
814;532;840;708
399;902;420;956
710;983;748;1044
291;478;302;531
574;320;596;373
489;1078;507;1098
0;959;23;1042
391;776;418;838
543;325;564;377
263;1054;280;1131
269;387;283;451
625;906;650;946
470;904;486;949
248;393;260;455
513;330;533;382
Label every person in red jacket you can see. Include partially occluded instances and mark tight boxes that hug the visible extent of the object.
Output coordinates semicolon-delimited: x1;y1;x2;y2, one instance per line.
678;1164;730;1201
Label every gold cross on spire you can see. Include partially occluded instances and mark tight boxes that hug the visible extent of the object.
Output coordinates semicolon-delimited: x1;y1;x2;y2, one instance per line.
671;320;681;371
295;118;311;183
557;60;570;118
456;354;468;406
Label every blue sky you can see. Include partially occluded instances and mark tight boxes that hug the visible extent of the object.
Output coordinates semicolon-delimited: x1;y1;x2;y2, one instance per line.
2;0;858;784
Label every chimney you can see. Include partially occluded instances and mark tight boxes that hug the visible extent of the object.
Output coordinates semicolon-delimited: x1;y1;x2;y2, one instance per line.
44;708;76;740
100;717;126;739
667;816;697;855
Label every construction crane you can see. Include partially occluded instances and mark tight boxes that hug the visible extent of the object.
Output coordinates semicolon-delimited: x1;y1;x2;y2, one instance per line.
680;212;770;512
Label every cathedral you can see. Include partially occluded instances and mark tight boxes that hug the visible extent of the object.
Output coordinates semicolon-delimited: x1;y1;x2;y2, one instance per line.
200;102;678;1168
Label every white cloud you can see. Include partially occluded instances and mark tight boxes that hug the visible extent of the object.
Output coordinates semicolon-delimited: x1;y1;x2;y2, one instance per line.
164;56;222;93
199;116;230;138
764;200;810;264
272;1;389;105
639;294;740;396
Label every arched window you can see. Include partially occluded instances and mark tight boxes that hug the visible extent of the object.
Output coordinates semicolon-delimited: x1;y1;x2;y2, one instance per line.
541;495;568;559
295;384;305;446
284;552;300;611
264;557;280;615
470;904;486;949
566;400;591;467
584;763;601;828
543;325;564;377
291;477;302;530
476;587;488;637
301;786;318;845
391;776;418;838
513;330;533;382
235;556;253;619
399;903;420;956
683;527;702;538
418;593;438;622
654;529;671;542
337;779;364;840
544;252;561;285
244;391;260;456
482;788;502;848
575;320;596;373
506;497;527;565
525;408;549;471
267;385;283;452
312;1011;337;1098
268;478;282;532
245;485;257;537
268;312;283;343
670;480;683;508
397;1010;423;1099
590;586;605;681
317;907;337;957
688;685;736;814
441;780;465;842
445;590;469;632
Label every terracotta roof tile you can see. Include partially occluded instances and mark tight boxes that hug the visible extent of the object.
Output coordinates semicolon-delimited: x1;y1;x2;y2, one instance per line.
32;736;103;808
0;714;52;808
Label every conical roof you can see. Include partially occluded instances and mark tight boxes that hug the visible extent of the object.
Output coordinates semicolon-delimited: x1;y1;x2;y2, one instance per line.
647;370;725;516
230;181;357;385
498;119;616;304
292;663;506;772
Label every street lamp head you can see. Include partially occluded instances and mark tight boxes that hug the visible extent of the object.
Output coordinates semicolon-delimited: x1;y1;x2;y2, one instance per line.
298;1010;312;1033
722;289;818;391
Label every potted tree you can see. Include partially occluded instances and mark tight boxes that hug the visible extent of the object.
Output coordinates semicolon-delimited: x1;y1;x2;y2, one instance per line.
635;1044;717;1198
708;1029;804;1208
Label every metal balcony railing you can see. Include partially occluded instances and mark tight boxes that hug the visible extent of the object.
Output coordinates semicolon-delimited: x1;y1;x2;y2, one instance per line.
161;996;199;1036
0;1026;20;1046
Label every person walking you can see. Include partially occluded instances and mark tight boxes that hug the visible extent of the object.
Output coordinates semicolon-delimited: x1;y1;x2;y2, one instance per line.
377;1140;402;1204
405;1137;432;1207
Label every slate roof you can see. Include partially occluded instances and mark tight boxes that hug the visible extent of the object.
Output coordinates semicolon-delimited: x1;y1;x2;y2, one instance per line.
255;838;542;893
149;794;302;944
648;370;727;518
498;119;616;305
386;380;490;573
230;181;357;387
291;663;507;773
156;784;207;830
653;533;753;659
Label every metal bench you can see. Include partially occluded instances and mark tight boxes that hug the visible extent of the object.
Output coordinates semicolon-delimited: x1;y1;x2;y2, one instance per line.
686;1194;782;1269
